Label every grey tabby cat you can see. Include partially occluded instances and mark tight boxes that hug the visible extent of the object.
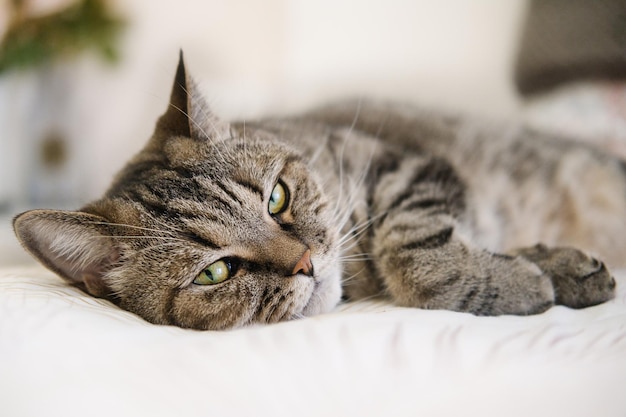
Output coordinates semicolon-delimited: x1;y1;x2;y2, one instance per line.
14;54;620;330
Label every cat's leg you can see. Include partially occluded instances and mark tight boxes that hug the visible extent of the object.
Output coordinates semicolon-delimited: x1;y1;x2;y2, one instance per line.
510;244;616;309
368;155;598;315
371;222;556;315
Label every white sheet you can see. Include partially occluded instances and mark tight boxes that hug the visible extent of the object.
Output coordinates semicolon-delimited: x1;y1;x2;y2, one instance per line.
1;265;625;417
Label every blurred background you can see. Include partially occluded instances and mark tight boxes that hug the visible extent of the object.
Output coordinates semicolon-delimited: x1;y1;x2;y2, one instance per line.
0;0;625;264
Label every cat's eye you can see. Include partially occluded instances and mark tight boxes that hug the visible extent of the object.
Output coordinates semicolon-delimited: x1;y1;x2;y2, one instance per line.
269;180;289;215
194;259;233;285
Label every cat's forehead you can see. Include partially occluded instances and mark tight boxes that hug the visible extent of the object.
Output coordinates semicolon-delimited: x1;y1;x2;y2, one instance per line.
98;134;315;245
162;135;300;178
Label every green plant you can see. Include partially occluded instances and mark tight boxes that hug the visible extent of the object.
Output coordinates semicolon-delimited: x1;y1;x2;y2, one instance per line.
0;0;125;74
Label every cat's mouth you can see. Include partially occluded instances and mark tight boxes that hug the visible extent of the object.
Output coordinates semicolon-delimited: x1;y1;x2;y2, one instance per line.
297;254;342;318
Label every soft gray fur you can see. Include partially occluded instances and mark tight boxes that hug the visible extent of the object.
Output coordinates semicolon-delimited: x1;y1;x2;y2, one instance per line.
13;54;618;330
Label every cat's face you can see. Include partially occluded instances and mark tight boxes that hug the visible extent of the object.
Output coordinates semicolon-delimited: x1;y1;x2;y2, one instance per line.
13;54;342;330
99;136;341;329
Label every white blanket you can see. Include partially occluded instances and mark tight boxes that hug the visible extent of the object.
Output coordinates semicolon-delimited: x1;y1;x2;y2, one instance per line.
1;265;625;417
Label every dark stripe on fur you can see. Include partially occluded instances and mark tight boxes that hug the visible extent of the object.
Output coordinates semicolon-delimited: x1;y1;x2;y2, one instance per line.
282;154;304;171
237;179;264;199
402;198;448;212
369;151;401;186
459;285;479;311
124;189;174;219
441;272;462;288
254;287;270;319
401;227;454;251
122;189;222;249
313;201;328;216
385;158;465;217
106;160;195;197
144;176;205;203
214;180;245;208
476;276;499;315
278;222;295;233
164;287;182;327
182;232;221;250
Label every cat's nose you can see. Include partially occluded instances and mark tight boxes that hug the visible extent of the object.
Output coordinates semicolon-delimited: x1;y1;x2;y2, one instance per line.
292;249;314;277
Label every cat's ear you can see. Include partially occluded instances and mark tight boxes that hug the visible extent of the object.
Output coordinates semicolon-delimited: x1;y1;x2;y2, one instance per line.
157;50;229;141
13;210;120;299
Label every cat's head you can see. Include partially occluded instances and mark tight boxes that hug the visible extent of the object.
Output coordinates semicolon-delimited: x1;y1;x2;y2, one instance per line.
13;53;342;330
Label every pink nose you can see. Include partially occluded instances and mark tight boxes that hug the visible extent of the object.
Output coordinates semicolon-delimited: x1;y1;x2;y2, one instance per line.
292;249;313;277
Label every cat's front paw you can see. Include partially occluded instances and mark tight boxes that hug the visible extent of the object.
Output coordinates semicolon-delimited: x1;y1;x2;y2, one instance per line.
512;244;616;308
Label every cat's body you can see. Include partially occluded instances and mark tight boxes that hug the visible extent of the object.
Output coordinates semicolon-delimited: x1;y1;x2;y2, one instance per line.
14;55;618;330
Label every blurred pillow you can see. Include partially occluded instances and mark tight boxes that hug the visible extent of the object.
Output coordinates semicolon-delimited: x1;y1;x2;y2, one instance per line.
515;0;626;95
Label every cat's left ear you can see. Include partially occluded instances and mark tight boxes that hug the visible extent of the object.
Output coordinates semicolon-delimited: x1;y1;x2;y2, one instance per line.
13;210;121;299
157;50;230;142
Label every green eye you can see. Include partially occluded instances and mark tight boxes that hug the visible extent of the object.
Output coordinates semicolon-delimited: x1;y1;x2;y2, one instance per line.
194;260;232;285
269;181;289;215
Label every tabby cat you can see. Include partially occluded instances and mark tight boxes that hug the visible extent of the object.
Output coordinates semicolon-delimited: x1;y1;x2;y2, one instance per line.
13;54;620;330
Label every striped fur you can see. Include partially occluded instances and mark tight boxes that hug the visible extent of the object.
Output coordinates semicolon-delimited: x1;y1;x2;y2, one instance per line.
13;54;619;329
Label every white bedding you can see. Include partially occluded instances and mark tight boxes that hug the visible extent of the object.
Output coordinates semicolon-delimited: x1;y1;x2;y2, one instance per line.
1;265;625;417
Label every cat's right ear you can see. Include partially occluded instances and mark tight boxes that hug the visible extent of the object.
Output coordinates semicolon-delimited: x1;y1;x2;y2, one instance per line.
156;50;229;142
13;210;120;299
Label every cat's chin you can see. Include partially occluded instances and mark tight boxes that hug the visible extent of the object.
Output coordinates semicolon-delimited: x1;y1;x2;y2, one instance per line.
299;264;342;317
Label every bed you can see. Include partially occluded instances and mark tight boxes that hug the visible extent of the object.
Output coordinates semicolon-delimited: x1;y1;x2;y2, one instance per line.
1;264;625;416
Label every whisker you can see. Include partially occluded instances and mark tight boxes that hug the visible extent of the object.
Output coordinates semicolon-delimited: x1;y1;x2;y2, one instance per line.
339;252;372;258
333;100;362;218
340;259;374;264
332;143;377;234
340;266;367;284
339;254;374;262
344;291;386;303
86;221;180;237
133;241;184;257
146;214;189;235
338;210;387;248
177;82;226;142
93;235;189;243
168;100;229;165
308;133;330;166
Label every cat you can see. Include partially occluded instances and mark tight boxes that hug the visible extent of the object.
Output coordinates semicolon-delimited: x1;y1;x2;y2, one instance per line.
13;53;619;330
